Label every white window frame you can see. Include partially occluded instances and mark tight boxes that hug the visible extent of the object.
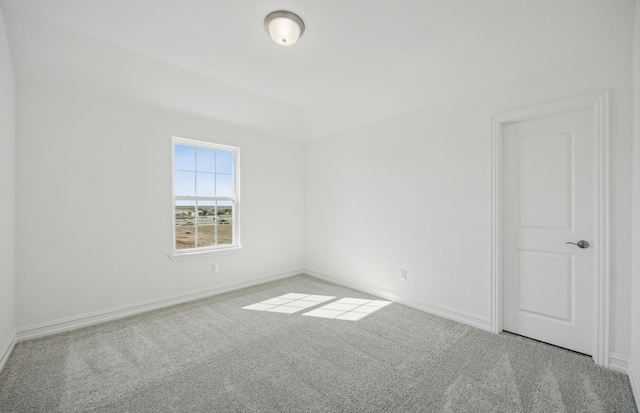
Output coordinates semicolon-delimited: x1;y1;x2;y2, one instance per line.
170;136;241;260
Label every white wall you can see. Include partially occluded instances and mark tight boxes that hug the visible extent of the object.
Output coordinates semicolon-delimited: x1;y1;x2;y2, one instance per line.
629;0;640;405
305;46;633;361
14;79;304;331
0;6;16;365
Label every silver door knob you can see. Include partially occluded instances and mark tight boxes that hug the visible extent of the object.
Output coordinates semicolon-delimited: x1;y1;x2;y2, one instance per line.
566;240;589;249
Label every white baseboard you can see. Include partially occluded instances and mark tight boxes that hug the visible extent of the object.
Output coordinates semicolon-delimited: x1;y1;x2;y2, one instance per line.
0;329;16;374
630;370;640;412
304;269;491;331
16;268;303;342
608;353;630;374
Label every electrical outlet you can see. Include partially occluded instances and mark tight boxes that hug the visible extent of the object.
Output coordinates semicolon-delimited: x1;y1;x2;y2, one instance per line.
400;269;407;281
212;264;219;274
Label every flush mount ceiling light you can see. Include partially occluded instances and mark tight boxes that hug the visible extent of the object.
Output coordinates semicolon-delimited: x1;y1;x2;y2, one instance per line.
264;10;305;46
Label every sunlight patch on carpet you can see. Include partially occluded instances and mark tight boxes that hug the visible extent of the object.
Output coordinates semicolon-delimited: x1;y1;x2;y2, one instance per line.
242;293;335;314
302;298;392;321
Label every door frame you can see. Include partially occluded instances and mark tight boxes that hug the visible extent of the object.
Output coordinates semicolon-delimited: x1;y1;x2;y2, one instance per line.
490;92;610;367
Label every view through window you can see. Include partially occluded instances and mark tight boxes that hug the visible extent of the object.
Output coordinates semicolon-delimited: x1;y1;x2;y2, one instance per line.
173;137;239;252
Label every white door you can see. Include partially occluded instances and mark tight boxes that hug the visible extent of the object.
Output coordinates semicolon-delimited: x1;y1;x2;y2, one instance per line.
502;107;594;355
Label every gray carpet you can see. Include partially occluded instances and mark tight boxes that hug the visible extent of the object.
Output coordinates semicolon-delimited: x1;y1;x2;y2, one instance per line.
0;275;636;412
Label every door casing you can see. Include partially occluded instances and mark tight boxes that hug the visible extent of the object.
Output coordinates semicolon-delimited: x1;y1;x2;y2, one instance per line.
490;92;610;367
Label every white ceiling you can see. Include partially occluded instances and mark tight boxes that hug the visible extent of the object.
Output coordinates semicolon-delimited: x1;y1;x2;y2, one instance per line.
0;0;636;140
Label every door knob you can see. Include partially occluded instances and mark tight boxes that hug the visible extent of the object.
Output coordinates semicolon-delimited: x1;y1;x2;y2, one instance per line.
566;240;589;249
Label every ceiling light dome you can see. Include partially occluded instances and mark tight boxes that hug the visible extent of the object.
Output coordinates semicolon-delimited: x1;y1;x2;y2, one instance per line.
264;11;305;46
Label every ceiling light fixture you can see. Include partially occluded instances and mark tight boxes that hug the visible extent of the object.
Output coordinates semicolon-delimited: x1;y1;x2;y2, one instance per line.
264;10;305;47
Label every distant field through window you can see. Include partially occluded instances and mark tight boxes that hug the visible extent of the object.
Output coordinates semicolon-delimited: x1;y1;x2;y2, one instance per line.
172;137;240;253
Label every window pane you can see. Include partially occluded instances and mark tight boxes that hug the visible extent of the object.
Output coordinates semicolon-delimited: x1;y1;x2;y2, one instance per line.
196;172;215;197
174;145;195;171
216;150;233;174
216;174;233;197
217;201;233;245
174;171;195;196
196;147;215;172
175;200;196;249
197;225;215;247
197;200;215;222
196;200;215;247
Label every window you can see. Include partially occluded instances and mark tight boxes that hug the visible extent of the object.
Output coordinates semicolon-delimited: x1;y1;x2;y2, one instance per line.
172;137;240;254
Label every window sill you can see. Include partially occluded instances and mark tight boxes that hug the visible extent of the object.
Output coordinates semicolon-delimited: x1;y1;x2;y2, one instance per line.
168;246;242;262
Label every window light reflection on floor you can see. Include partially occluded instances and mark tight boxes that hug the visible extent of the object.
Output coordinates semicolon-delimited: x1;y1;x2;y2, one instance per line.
242;294;393;321
302;298;392;321
242;293;335;314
